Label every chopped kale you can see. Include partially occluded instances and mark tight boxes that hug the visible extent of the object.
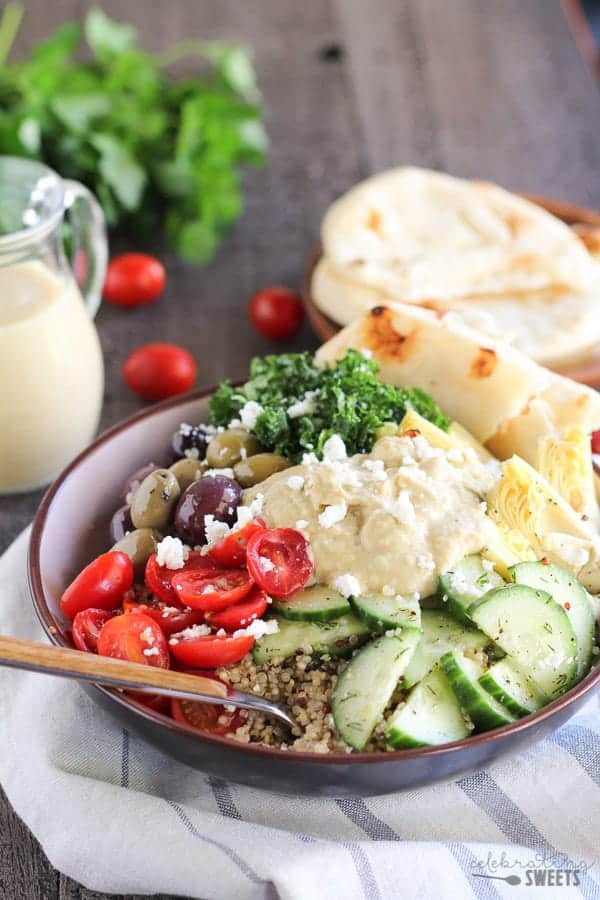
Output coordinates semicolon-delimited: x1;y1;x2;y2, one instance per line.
209;349;449;463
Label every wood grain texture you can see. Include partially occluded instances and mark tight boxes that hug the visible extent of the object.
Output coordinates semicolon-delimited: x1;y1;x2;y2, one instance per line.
2;1;600;897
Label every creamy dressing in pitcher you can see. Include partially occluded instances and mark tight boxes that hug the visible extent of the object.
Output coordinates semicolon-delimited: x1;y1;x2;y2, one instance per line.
0;261;104;491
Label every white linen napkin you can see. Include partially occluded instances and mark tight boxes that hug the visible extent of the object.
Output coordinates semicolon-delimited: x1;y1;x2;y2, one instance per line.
1;527;599;900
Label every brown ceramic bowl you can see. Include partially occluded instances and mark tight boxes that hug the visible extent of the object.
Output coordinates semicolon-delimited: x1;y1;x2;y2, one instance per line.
303;194;600;388
28;388;600;797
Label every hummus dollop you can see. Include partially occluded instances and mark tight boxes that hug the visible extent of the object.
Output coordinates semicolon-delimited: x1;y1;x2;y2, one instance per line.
245;434;499;599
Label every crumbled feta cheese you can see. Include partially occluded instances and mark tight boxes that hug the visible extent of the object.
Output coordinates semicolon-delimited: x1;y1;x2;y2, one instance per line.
170;623;212;643
287;391;317;419
416;554;435;571
239;446;247;460
203;515;231;545
184;447;200;460
140;627;154;645
362;458;387;481
232;618;280;640
287;474;305;490
203;467;235;479
239;401;264;430
301;451;319;465
318;501;347;528
143;646;160;657
481;558;495;573
444;570;484;600
259;555;276;572
161;606;181;618
156;535;190;570
333;573;362;598
322;434;347;461
384;491;415;524
228;418;242;429
295;519;309;530
382;584;395;596
446;448;464;464
537;651;575;671
360;348;373;359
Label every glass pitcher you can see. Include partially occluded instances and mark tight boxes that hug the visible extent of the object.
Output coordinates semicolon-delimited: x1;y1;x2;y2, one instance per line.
0;157;107;494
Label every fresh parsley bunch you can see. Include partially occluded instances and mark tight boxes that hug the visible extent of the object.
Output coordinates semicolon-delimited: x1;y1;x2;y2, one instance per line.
210;350;449;463
0;5;267;262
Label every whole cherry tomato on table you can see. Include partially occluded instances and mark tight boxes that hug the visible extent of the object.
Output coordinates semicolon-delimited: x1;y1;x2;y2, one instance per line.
103;253;166;307
97;612;170;667
246;527;313;597
249;286;304;341
60;551;134;619
123;343;197;400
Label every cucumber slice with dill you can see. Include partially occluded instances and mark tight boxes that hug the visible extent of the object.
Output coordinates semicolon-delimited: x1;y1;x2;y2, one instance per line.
332;628;421;750
438;554;504;625
440;651;516;731
350;592;421;633
272;585;351;622
402;609;491;689
478;658;546;717
252;614;369;665
386;665;472;749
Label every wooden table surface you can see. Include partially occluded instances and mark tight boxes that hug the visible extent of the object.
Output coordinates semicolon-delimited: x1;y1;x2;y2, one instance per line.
2;0;600;897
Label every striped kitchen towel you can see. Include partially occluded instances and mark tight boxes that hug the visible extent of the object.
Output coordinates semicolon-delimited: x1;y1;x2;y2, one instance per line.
1;528;598;900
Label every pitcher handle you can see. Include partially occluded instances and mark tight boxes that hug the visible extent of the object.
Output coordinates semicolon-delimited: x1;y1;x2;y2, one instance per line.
63;179;108;320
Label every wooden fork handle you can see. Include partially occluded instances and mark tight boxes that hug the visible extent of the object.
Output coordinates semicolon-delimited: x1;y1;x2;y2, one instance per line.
0;634;228;699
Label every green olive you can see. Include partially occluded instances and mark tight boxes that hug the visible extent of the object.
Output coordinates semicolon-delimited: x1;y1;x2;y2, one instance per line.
234;453;291;487
130;468;181;530
205;429;260;468
169;457;207;492
112;528;161;577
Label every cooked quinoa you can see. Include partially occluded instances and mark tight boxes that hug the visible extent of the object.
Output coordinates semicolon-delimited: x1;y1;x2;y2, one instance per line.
216;652;401;753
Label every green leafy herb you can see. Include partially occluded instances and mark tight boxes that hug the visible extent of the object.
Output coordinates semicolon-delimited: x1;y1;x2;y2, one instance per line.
209;350;449;463
0;6;266;262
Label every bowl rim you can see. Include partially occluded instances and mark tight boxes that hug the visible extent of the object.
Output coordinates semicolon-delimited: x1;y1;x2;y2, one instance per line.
28;385;600;766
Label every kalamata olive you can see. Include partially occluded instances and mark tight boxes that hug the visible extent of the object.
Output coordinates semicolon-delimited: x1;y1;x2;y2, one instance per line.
169;457;207;492
130;468;181;530
233;453;290;487
174;475;242;545
112;528;162;578
169;423;212;463
109;504;134;543
205;429;260;469
123;462;157;503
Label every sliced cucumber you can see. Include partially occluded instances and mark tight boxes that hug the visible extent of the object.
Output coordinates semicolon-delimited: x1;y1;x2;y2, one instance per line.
440;651;515;731
332;629;420;750
478;658;546;717
350;592;421;633
402;609;491;688
469;585;577;699
386;665;472;748
252;614;369;665
272;585;351;622
438;554;504;624
510;561;594;683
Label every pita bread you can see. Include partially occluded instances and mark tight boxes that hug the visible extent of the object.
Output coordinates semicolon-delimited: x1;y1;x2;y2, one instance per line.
322;168;600;302
315;302;600;461
311;255;600;368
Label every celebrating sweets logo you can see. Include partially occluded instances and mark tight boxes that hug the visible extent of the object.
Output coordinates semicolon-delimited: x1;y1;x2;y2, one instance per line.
472;851;594;887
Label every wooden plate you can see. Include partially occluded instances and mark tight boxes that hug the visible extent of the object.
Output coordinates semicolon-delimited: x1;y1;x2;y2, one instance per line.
302;194;600;387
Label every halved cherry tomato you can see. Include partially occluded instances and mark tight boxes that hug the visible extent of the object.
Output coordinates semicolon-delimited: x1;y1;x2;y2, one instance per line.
206;587;269;632
123;590;205;636
145;551;218;604
171;567;254;612
71;608;115;653
97;612;170;668
208;518;266;568
123;343;197;401
104;253;166;308
170;669;245;735
169;632;254;668
60;551;134;619
131;692;171;714
246;527;312;598
592;429;600;454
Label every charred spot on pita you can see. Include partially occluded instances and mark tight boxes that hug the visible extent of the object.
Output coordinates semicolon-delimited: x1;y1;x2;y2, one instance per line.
470;347;497;378
364;306;416;360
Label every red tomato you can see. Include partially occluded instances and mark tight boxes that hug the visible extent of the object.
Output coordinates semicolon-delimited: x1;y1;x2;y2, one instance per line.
60;551;134;619
207;518;266;568
103;253;166;308
206;587;269;632
246;527;313;598
169;631;254;668
172;567;254;612
97;612;170;667
144;551;217;604
249;286;304;341
131;692;171;714
592;429;600;454
171;697;244;735
71;608;115;653
123;591;205;636
123;343;197;401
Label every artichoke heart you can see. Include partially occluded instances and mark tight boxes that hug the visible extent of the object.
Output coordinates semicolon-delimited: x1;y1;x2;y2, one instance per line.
487;455;600;590
391;410;493;463
480;522;536;579
536;425;599;529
